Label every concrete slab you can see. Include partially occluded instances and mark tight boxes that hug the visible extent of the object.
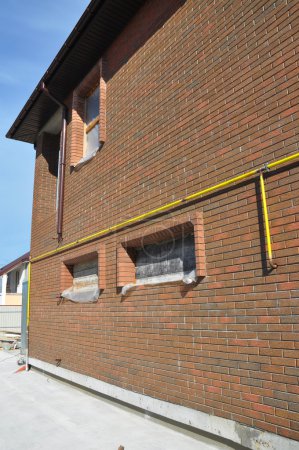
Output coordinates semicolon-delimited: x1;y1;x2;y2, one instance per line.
0;351;240;450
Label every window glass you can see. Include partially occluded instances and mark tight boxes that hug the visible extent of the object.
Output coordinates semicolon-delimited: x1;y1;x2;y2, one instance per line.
7;272;12;293
16;271;20;287
73;258;98;290
73;259;98;278
86;124;99;156
86;87;99;125
135;234;196;282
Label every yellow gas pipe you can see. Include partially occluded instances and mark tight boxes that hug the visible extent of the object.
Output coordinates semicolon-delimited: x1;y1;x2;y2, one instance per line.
26;261;31;370
30;151;299;265
25;151;299;334
27;262;31;326
259;172;277;270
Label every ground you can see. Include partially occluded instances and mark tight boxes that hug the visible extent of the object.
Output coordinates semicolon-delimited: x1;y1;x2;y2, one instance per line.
0;350;239;450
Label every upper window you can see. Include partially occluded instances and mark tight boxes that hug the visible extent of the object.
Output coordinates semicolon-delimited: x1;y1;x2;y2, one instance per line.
85;87;100;157
70;58;106;168
15;270;20;288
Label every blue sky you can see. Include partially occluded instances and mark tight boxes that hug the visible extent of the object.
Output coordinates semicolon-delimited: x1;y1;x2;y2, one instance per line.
0;0;90;267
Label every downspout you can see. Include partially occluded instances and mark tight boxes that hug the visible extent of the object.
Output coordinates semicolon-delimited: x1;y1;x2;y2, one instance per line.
40;82;67;242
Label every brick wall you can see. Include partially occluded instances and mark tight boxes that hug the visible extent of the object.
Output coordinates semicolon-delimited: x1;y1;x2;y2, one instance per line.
29;0;299;441
31;132;59;254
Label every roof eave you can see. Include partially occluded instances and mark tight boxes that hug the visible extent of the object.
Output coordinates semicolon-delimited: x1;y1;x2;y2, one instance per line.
0;252;30;276
7;0;145;144
6;0;103;143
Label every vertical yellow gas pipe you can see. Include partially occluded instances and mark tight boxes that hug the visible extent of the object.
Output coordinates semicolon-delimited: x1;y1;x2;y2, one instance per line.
26;261;31;371
260;173;277;270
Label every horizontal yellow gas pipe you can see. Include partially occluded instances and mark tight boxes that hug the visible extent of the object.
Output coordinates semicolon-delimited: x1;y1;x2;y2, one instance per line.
184;169;257;202
268;151;299;169
260;173;277;270
30;151;299;264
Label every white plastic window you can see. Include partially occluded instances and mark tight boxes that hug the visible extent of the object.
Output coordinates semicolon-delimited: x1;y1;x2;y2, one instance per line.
85;87;99;157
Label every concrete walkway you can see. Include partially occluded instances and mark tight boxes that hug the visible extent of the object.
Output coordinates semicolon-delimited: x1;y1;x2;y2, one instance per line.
0;351;239;450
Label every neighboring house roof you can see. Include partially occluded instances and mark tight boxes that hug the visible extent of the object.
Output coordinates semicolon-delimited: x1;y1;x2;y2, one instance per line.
6;0;145;145
0;252;30;276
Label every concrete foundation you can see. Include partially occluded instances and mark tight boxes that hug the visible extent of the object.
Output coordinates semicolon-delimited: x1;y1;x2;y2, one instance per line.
0;351;240;450
29;358;299;450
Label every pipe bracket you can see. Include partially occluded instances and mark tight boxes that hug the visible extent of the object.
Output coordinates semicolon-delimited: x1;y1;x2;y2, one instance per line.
259;162;270;173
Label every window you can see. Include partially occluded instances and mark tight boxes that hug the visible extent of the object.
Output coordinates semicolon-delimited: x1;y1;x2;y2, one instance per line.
117;211;207;294
15;271;20;288
60;245;106;303
6;270;19;294
73;259;98;288
135;235;196;284
62;257;99;303
6;272;12;293
85;87;100;157
70;58;106;168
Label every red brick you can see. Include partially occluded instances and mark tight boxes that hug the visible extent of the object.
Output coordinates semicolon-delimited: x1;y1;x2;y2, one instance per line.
28;0;299;443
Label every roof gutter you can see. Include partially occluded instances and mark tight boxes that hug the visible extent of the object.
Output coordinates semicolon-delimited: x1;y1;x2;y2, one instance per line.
40;83;67;242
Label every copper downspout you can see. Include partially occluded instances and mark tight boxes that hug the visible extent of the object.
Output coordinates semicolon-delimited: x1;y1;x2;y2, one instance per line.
40;83;67;242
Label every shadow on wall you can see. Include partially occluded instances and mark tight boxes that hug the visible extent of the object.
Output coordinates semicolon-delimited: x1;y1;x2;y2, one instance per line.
105;0;187;81
36;133;60;177
255;178;269;276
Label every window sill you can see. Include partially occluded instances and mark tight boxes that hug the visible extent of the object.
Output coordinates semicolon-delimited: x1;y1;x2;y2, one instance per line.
72;145;102;171
61;285;100;303
121;270;197;296
137;270;197;286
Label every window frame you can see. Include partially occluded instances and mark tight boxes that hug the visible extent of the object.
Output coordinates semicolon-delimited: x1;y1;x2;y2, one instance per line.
72;257;99;289
60;244;106;301
70;58;106;168
84;86;100;157
15;270;20;289
117;211;207;289
134;233;197;285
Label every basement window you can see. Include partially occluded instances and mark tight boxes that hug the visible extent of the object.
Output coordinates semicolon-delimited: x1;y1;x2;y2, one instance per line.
135;234;196;285
61;258;100;303
117;213;207;295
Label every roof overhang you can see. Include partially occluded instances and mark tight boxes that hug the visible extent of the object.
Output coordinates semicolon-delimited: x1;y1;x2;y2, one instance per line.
6;0;145;145
0;252;30;276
